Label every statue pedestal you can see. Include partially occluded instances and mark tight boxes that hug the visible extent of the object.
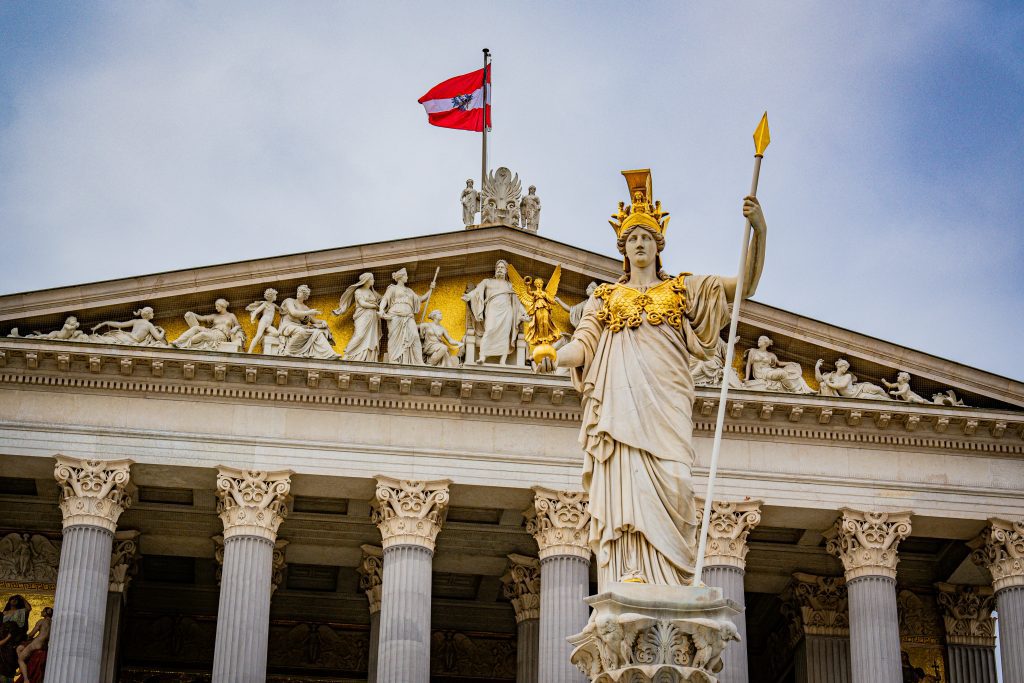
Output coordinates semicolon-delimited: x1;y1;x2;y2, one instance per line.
568;583;741;683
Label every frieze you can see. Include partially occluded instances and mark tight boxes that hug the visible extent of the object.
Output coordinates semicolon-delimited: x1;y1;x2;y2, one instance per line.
0;533;60;582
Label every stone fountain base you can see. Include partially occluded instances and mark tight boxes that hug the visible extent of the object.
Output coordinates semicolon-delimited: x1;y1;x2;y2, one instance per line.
569;583;741;683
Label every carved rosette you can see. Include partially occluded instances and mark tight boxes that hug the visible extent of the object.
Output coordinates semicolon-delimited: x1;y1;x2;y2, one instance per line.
824;508;912;580
969;517;1024;592
526;486;591;560
784;572;849;638
53;456;134;532
215;467;293;541
358;544;384;614
109;530;141;594
501;553;541;623
371;476;452;550
695;499;762;569
935;582;996;647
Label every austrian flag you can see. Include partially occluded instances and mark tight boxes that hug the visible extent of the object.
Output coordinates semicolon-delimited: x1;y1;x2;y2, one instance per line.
418;67;491;132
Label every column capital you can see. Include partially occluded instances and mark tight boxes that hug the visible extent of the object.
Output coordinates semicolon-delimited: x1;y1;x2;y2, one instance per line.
695;499;762;569
824;508;912;580
935;582;996;647
784;572;849;639
371;476;451;550
54;456;134;532
969;517;1024;592
215;466;292;541
358;544;384;614
270;539;288;596
109;529;141;594
501;553;541;623
525;486;591;560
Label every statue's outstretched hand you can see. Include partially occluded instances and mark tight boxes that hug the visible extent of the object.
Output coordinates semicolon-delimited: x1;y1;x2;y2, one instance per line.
742;196;765;231
534;357;556;374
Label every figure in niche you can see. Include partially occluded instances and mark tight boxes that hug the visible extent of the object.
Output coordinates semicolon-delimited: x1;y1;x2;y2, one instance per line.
536;168;768;587
519;185;541;232
333;273;382;362
90;307;169;347
277;285;340;360
691;336;744;388
16;606;50;683
7;316;88;342
0;595;29;679
245;289;280;353
508;264;562;347
171;299;244;351
556;282;599;331
462;260;527;364
815;358;891;400
378;268;433;365
419;310;463;367
460;179;479;227
882;371;930;404
743;335;814;393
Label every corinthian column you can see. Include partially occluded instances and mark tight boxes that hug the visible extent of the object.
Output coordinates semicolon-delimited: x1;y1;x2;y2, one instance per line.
526;487;590;683
211;467;292;683
697;498;761;683
100;530;140;683
502;553;541;683
46;456;133;683
372;477;451;683
783;573;852;683
358;544;384;683
969;517;1024;681
935;583;998;683
825;508;912;683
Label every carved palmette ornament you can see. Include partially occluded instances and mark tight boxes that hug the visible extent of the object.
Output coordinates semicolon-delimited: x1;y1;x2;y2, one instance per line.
480;167;522;227
784;573;849;637
824;508;912;580
54;456;133;532
526;486;591;560
969;517;1024;591
501;554;541;623
935;582;996;646
371;477;451;550
215;467;292;541
358;544;384;614
695;500;762;569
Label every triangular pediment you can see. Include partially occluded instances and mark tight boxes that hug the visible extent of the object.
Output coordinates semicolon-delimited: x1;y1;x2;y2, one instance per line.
0;226;1021;414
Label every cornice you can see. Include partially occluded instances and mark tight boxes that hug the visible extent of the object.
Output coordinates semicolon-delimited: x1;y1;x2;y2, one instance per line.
0;339;1021;455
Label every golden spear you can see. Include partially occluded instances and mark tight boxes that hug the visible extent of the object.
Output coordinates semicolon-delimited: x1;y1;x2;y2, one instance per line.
693;113;770;581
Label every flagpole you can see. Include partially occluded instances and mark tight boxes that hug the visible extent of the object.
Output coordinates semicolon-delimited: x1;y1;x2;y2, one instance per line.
693;113;770;582
480;48;490;216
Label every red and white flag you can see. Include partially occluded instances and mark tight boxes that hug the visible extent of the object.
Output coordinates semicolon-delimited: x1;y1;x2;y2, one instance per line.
418;66;491;132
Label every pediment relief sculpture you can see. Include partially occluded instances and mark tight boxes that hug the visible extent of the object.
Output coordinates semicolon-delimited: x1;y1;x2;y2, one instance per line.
245;288;280;354
816;358;891;401
0;533;61;582
462;260;527;365
81;307;170;347
171;298;245;352
333;273;381;362
743;335;814;394
277;285;339;360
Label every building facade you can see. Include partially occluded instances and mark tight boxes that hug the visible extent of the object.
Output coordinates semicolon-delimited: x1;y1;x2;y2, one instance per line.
0;224;1021;683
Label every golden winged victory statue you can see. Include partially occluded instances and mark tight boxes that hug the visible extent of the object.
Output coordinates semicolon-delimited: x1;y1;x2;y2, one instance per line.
506;263;562;347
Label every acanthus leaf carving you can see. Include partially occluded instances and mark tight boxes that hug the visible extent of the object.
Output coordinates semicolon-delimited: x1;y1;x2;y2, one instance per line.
371;476;451;550
501;553;540;623
784;572;849;638
695;499;762;569
824;508;912;580
109;529;141;594
935;582;996;646
969;517;1024;592
215;467;292;541
358;544;383;614
526;486;591;560
54;455;134;532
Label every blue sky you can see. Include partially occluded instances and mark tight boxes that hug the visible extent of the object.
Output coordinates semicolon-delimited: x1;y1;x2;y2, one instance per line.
0;2;1021;378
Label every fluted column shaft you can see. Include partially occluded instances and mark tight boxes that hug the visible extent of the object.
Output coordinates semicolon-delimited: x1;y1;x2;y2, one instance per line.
368;610;381;683
996;586;1024;682
947;644;998;683
794;636;851;683
703;564;748;683
517;617;540;683
538;554;589;683
99;592;124;683
45;524;115;683
377;544;434;683
211;534;275;682
847;575;901;683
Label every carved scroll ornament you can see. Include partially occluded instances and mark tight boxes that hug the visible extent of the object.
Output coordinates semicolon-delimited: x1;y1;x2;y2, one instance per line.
825;508;912;580
54;456;133;532
526;486;591;560
371;477;451;550
969;517;1024;591
215;467;292;541
695;499;762;569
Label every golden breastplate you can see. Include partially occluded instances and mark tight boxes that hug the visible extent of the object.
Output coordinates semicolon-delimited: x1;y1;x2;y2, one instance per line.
593;275;690;332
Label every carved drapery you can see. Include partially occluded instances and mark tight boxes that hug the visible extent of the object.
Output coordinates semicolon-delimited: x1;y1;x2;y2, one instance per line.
824;508;912;579
0;532;61;582
109;529;141;594
935;583;995;647
371;476;451;550
54;456;134;532
215;467;292;541
501;553;541;623
969;517;1024;592
785;572;850;638
695;499;762;569
525;486;591;560
358;544;383;614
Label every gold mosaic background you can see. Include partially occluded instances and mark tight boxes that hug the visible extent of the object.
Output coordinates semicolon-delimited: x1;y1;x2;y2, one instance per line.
156;274;582;357
0;581;55;624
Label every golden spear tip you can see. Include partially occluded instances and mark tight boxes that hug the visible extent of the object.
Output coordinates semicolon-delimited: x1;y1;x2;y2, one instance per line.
753;112;770;156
